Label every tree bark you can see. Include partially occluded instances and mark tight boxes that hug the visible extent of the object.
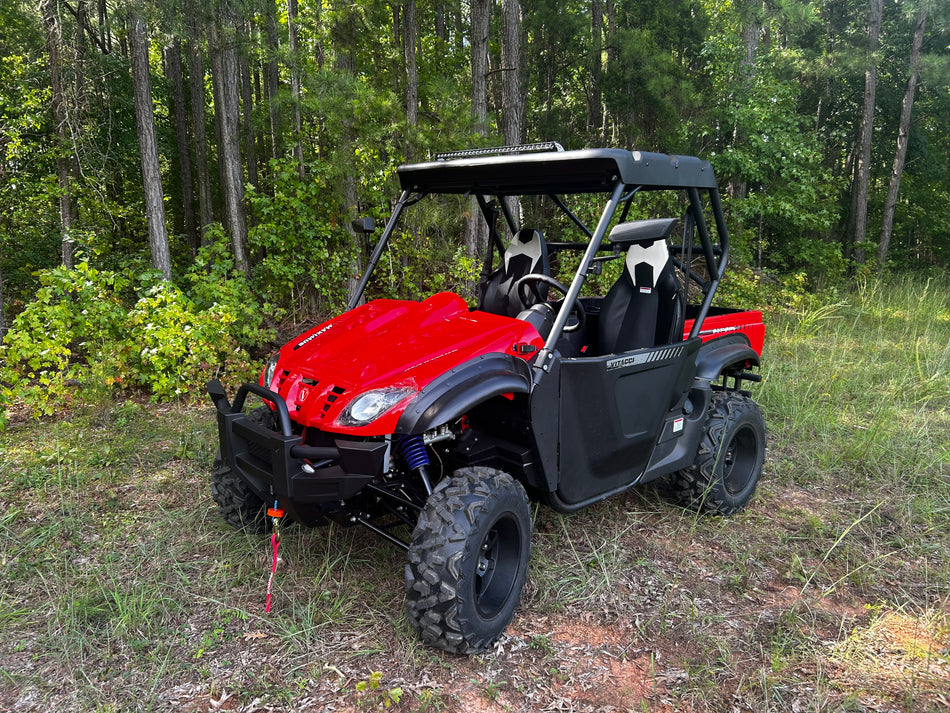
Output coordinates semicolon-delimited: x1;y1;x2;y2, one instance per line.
287;0;305;179
470;0;490;137
847;0;883;264
40;0;77;269
877;6;926;267
435;2;446;43
210;12;250;276
129;7;172;280
165;40;197;251
262;0;281;162
404;0;419;130
500;0;522;146
97;0;111;54
238;35;259;196
332;1;363;304
589;0;602;140
500;0;522;221
0;249;6;339
464;0;491;258
186;6;214;241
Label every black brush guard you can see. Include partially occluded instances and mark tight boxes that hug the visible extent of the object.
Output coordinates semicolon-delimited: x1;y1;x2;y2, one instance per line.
207;380;389;523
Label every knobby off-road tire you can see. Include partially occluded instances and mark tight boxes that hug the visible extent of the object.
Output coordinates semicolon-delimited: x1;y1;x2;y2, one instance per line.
667;391;765;515
405;467;532;654
210;406;273;534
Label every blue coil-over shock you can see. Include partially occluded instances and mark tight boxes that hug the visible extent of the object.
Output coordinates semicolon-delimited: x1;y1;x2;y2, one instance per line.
399;434;433;495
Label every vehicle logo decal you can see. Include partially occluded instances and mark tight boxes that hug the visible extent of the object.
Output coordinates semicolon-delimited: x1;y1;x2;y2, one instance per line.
606;345;684;371
294;323;333;350
699;325;741;336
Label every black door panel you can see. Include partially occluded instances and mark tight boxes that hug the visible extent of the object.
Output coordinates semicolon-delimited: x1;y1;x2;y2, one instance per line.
554;340;700;504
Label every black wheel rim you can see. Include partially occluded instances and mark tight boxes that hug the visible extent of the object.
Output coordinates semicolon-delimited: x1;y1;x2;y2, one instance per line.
474;512;522;619
722;424;759;496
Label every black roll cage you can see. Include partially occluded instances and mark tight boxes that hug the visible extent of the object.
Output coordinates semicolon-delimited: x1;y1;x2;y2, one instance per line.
347;145;730;376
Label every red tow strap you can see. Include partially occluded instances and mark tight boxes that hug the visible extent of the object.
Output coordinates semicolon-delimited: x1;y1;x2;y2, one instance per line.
264;504;284;613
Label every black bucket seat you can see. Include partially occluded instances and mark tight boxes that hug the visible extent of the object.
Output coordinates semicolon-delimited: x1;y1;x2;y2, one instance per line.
478;228;550;318
598;218;685;354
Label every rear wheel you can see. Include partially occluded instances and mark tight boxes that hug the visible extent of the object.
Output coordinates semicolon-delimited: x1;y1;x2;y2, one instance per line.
666;392;765;515
210;406;272;533
405;467;532;654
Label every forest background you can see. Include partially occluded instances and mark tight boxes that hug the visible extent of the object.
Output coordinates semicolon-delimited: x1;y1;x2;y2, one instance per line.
1;0;949;415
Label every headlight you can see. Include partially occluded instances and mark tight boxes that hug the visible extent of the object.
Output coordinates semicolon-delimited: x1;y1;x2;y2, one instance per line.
261;353;280;388
337;387;416;426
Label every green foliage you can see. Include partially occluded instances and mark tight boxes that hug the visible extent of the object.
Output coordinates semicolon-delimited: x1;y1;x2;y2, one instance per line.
369;228;481;304
0;263;129;416
124;278;254;399
694;8;838;275
353;670;403;708
185;226;276;348
247;160;354;319
1;259;270;422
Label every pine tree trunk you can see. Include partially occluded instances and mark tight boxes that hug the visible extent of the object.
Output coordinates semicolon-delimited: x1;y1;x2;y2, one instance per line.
0;252;6;339
287;0;305;179
500;0;522;222
129;7;172;280
186;8;214;241
589;0;602;140
464;0;491;258
165;40;197;251
263;0;281;162
470;0;490;137
332;2;362;304
877;7;926;267
404;0;419;132
210;15;250;276
847;0;883;264
435;2;446;43
97;0;111;54
40;0;76;269
500;0;522;145
238;39;259;196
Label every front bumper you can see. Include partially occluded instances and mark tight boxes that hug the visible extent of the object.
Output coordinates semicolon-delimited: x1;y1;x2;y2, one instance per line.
207;380;389;524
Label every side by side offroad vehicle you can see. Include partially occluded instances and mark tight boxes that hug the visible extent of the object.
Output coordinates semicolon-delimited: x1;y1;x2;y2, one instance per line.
208;143;766;654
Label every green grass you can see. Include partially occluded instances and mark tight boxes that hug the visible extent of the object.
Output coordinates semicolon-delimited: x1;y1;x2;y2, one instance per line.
1;273;948;711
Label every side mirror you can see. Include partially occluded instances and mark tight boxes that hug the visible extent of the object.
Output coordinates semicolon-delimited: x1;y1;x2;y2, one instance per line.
352;217;375;235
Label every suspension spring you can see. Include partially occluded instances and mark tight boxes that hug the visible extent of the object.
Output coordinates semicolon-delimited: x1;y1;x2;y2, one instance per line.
399;434;433;495
399;434;430;471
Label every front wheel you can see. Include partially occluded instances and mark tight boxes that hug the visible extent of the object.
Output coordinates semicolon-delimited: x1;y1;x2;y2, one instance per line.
666;391;765;515
405;467;532;654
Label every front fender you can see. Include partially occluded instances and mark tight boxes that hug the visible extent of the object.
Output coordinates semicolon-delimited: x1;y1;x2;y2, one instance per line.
395;353;533;434
695;332;760;381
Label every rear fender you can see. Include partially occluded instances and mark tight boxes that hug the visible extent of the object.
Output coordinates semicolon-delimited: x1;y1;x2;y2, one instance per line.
395;353;532;434
694;332;759;382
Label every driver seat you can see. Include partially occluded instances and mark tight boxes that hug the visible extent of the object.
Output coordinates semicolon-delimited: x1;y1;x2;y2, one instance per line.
598;219;685;354
478;228;550;318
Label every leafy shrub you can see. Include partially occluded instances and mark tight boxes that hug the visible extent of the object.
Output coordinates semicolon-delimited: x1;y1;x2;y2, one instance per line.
246;160;354;320
124;279;255;399
0;262;129;417
184;228;276;348
1;257;272;424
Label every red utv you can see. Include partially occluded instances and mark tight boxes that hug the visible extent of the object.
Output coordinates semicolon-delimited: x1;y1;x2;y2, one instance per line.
208;143;766;654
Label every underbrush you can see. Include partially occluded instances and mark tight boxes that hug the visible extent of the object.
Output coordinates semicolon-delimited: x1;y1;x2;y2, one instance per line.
0;242;274;426
0;272;948;712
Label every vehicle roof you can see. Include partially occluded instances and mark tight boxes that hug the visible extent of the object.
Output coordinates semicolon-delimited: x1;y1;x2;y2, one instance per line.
396;148;719;195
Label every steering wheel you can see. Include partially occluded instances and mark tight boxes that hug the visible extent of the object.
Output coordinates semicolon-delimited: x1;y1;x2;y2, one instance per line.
515;274;586;333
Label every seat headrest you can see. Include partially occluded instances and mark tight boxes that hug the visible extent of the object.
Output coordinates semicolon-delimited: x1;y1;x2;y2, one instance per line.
504;228;546;272
625;240;670;289
608;218;678;247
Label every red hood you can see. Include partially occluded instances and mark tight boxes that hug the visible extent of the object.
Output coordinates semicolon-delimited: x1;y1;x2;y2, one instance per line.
268;292;543;435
